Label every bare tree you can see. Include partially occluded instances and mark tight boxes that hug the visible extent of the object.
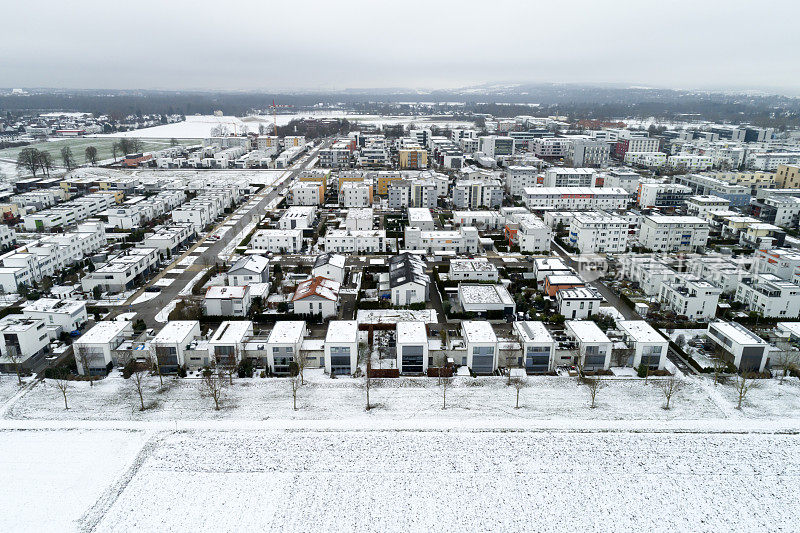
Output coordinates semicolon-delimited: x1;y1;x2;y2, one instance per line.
112;143;118;163
509;374;527;409
613;345;634;368
200;368;225;410
6;346;25;385
296;347;309;385
734;373;759;410
290;373;301;410
772;342;799;384
53;370;70;410
582;376;606;408
74;344;95;386
122;351;148;411
60;146;76;171
16;147;40;177
85;145;98;165
711;345;729;386
439;368;453;409
655;376;685;409
37;151;54;177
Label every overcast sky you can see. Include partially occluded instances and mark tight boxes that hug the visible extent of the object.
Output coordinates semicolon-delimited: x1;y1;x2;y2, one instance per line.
3;0;799;94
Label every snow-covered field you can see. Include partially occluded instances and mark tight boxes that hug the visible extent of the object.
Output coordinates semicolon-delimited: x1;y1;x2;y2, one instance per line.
86;429;800;532
4;369;800;531
8;370;799;422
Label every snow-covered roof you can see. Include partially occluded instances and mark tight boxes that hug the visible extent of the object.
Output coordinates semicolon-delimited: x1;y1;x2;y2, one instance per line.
210;320;252;344
346;207;373;220
557;287;603;301
566;320;611;344
407;207;433;222
292;276;341;301
76;320;131;345
314;252;346;270
267;321;305;344
645;215;708;225
356;309;437;325
21;298;85;315
325;320;358;344
228;255;269;274
618;320;667;344
459;284;514;306
450;258;498;273
546;274;585;285
462;321;497;344
708;321;767;346
152;321;199;344
206;285;249;299
397;321;427;344
514;321;554;344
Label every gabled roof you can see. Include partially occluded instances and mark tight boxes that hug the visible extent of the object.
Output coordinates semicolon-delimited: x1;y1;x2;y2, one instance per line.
313;252;346;270
228;255;269;275
292;276;341;302
389;253;429;289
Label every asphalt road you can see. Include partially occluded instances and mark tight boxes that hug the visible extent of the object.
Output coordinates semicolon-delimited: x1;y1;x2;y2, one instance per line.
114;140;332;330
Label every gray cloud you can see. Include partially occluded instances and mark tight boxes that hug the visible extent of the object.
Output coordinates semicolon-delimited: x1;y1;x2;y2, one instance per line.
1;0;799;93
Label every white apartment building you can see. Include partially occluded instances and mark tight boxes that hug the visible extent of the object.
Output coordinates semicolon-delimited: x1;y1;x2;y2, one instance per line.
312;253;346;284
505;166;540;197
658;274;722;320
204;285;252;317
209;320;253;366
322;229;386;253
266;321;307;374
452;180;503;209
532;138;571;158
81;247;160;293
250;229;303;253
565;320;612;371
568;137;611;167
523;187;630;211
407;208;435;230
396;321;429;375
753;249;800;281
461;320;498;374
618;320;668;370
292;276;340;319
74;320;133;375
143;224;195;258
513;321;556;373
707;321;770;372
0;316;49;372
227;255;270;286
336;205;372;230
735;274;800;318
504;212;552;253
568;211;628;253
449;259;499;282
543;168;597;188
340;181;373;208
289;181;324;206
324;320;359;376
557;287;603;320
452;210;504;230
667;154;714;171
638;215;710;252
151;321;202;373
21;298;87;337
278;206;316;230
686;195;731;218
624;151;667;168
404;226;479;254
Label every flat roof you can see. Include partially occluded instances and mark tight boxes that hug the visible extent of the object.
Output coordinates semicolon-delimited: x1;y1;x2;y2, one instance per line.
566;320;611;344
618;320;667;344
153;321;199;344
77;320;130;345
267;320;305;344
21;298;84;315
325;320;358;344
450;258;498;273
397;321;427;344
514;321;554;344
709;321;768;346
210;320;252;344
459;284;514;306
462;320;497;343
644;215;707;224
407;208;433;222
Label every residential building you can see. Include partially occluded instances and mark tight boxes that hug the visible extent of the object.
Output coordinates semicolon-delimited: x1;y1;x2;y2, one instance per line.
478;136;514;158
568;137;611;167
614;137;660;158
624;151;667;168
532;138;571;158
637;182;692;209
452;180;503;209
279;206;316;230
322;229;386;253
513;321;556;373
205;285;252;317
227;255;270;286
673;174;751;207
568;211;628;254
312;253;346;284
523;187;630;211
344;208;374;231
209;320;252;367
735;274;800;318
21;298;87;337
458;283;516;316
505;166;540;197
151;321;202;373
0;316;49;373
565;320;612;371
289;181;325;206
707;321;771;372
504;212;552;253
686;195;731;218
407;208;435;230
658;274;721;320
324;320;359;376
340;181;373;207
449;259;499;282
775;164;800;188
387;253;429;306
396;321;429;375
292;276;341;318
638;215;709;252
618;320;668;370
533;258;573;284
398;146;428;169
543;168;597;188
543;274;585;297
266;321;307;374
557;287;603;320
388;179;438;209
250;229;303;253
452;210;504;230
404;226;479;254
74;320;133;375
461;320;498;374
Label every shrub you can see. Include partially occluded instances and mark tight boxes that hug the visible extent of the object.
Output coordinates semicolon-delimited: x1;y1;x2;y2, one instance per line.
237;358;254;378
636;363;649;378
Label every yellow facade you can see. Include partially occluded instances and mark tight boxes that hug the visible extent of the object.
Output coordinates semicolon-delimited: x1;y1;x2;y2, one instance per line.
399;148;428;169
377;174;402;195
338;175;368;192
300;170;330;189
97;190;125;203
776;165;800;188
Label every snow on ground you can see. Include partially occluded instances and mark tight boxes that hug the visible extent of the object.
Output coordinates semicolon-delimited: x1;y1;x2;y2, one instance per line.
179;268;210;296
88;429;800;532
0;429;150;533
130;292;160;305
7;371;725;422
176;255;197;267
114;312;137;322
153;277;174;287
154;299;178;323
